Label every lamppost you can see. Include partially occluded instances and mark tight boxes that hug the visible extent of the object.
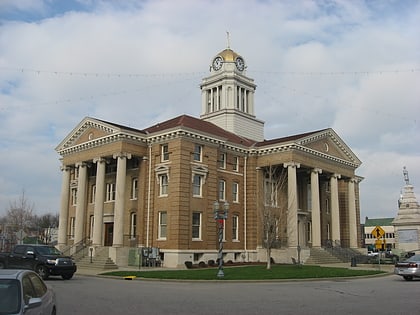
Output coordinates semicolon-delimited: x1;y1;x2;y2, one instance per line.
213;201;229;278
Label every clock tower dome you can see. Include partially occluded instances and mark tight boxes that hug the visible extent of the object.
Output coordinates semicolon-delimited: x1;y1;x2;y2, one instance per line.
200;46;264;141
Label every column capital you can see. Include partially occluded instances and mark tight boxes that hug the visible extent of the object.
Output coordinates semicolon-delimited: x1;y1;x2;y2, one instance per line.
348;177;362;184
93;157;107;164
113;152;132;160
311;168;323;174
283;162;301;169
330;173;341;179
75;162;88;168
60;165;72;172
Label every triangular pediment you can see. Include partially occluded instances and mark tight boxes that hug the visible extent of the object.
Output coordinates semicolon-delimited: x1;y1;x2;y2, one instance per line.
55;117;124;152
297;129;361;166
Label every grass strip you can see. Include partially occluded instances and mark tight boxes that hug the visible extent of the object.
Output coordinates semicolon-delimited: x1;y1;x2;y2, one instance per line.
100;264;385;280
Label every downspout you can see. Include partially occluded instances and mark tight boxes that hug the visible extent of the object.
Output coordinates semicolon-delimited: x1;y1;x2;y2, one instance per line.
244;155;248;254
146;143;152;248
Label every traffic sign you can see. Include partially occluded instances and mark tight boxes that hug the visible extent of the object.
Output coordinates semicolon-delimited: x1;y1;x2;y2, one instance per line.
371;226;385;239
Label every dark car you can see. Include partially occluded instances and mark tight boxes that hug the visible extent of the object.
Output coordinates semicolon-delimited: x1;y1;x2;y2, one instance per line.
394;254;420;281
0;244;77;280
0;269;56;314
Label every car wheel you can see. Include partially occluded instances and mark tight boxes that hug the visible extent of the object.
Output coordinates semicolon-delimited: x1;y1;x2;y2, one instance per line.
0;262;5;269
62;273;74;280
403;276;413;281
36;265;50;280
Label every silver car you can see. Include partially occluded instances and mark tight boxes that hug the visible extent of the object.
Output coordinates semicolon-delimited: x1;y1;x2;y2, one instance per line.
0;269;56;314
394;254;420;281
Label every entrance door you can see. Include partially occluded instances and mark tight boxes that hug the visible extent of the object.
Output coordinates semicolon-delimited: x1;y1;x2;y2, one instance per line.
104;223;113;246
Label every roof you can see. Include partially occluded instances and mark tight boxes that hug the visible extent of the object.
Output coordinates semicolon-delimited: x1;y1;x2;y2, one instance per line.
0;269;26;279
144;114;257;146
215;48;241;62
255;129;328;147
364;217;395;227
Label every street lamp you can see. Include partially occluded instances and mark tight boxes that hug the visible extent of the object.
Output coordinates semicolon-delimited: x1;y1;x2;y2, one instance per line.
213;200;229;278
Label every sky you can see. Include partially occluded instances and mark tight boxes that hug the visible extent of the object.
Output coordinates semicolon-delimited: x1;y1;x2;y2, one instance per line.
0;0;419;222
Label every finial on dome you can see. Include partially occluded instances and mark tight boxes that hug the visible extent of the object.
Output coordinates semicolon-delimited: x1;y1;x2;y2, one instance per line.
226;31;230;49
403;166;410;185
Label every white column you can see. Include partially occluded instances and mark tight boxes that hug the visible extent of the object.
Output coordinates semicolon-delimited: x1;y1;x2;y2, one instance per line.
284;162;300;247
216;86;220;111
113;152;131;247
92;158;106;246
58;166;71;247
210;88;214;112
311;168;322;247
330;173;341;245
74;162;88;245
348;178;358;248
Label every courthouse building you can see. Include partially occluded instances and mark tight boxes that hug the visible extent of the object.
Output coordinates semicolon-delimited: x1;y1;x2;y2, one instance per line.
56;46;363;268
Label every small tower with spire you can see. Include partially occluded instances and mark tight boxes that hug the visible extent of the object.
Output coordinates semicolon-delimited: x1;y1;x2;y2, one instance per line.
200;35;264;141
393;167;420;252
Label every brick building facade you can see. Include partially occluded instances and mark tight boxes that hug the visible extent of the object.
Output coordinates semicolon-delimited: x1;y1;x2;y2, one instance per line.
56;46;362;267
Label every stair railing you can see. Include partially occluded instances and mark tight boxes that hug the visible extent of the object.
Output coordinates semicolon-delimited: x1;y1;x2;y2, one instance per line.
61;237;91;259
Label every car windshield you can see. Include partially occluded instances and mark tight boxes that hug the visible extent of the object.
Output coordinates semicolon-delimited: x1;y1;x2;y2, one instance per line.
408;254;420;261
36;246;62;255
0;279;20;314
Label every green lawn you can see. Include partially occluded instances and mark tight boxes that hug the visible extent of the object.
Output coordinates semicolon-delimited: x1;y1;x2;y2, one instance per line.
100;264;385;280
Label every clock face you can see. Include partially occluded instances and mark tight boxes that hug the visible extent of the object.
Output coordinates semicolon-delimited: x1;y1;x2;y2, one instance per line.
212;56;223;71
235;57;245;71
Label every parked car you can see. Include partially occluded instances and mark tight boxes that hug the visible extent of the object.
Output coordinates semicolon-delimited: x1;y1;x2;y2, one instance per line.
0;244;77;280
0;269;57;314
394;254;420;281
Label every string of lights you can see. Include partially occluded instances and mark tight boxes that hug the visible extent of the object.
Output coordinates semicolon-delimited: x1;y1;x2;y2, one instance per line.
0;66;418;78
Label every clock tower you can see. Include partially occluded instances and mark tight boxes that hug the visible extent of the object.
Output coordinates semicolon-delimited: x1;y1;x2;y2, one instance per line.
200;46;265;141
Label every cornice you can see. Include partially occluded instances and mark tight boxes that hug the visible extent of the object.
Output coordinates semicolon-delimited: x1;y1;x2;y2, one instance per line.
57;132;147;156
57;124;360;169
252;143;360;168
64;120;117;149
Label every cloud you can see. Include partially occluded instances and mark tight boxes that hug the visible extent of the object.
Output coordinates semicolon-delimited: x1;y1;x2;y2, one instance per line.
0;0;419;221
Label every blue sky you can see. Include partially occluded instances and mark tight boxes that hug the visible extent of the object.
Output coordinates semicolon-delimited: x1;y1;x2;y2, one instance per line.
0;0;419;221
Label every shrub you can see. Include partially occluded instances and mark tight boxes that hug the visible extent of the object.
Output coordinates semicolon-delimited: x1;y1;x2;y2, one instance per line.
184;261;193;269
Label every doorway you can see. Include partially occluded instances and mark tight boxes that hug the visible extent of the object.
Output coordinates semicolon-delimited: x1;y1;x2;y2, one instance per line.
104;223;113;246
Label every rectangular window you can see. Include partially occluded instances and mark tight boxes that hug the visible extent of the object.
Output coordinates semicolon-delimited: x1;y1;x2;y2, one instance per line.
90;185;96;204
159;174;169;196
232;182;239;203
70;217;75;239
161;144;169;162
233;156;239;171
193;144;202;162
193;174;202;197
130;213;137;239
131;178;138;200
89;215;94;240
219;153;226;169
159;211;167;239
192;212;201;240
219;180;226;201
71;188;77;206
325;199;330;214
106;183;116;202
232;215;239;241
307;183;312;210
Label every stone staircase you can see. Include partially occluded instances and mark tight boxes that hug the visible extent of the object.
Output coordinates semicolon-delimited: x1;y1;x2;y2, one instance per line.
305;247;343;265
75;247;118;270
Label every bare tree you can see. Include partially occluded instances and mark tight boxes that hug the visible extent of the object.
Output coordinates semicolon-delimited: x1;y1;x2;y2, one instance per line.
260;165;288;269
6;190;35;232
34;213;60;229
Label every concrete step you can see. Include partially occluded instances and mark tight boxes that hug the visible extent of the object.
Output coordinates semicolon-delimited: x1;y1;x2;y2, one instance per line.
306;248;343;265
75;247;118;270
